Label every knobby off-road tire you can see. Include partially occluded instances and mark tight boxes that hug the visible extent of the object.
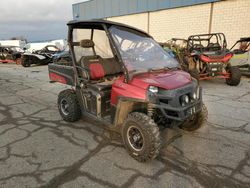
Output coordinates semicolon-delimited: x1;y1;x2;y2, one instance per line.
180;104;208;131
226;66;241;86
58;89;81;122
122;112;161;162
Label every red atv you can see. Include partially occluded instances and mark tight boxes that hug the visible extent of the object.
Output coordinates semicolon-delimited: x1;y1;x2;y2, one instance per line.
184;33;241;86
48;20;207;162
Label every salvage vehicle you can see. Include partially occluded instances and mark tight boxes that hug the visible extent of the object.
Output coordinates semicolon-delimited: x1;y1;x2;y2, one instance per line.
229;37;250;76
185;33;241;85
160;38;188;68
0;46;23;64
21;45;61;67
53;48;72;66
48;20;207;162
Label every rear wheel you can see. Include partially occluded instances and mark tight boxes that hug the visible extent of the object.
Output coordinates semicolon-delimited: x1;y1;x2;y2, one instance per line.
122;112;161;162
21;58;31;67
180;104;207;131
58;89;81;122
226;66;241;86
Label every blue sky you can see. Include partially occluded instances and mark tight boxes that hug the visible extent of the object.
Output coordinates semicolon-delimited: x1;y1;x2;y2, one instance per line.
0;0;86;42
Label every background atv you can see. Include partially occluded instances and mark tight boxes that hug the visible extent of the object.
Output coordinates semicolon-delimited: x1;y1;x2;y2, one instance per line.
160;38;188;70
0;46;23;64
21;45;61;67
186;33;241;86
48;20;207;162
164;34;241;86
230;37;250;76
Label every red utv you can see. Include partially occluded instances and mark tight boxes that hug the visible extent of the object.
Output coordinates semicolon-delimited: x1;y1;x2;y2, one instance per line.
183;33;241;86
48;20;207;162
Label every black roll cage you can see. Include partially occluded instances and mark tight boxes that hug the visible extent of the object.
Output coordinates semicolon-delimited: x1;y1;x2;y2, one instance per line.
187;33;227;52
230;37;250;51
67;19;152;86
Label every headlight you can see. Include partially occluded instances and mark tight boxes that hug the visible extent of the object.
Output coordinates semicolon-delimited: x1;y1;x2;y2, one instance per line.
197;87;200;99
191;87;200;100
181;95;189;106
148;86;158;93
192;92;197;100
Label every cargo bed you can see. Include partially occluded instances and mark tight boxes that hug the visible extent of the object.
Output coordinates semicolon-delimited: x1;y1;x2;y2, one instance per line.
48;63;74;86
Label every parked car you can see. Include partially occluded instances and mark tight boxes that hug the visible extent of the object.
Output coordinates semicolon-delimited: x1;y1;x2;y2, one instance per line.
48;20;207;162
21;45;61;67
230;37;250;76
53;49;72;66
0;46;23;64
164;33;241;86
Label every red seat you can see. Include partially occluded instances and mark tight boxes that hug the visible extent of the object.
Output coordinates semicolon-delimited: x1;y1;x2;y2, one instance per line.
80;55;105;80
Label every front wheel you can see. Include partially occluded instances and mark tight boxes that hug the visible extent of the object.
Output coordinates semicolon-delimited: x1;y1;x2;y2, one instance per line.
58;89;81;122
122;112;161;162
180;104;208;131
226;66;241;86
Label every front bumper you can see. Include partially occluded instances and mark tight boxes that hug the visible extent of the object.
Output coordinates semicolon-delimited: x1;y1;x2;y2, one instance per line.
155;95;202;122
149;82;203;122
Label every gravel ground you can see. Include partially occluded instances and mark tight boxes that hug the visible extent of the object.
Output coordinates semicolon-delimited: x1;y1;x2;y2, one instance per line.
0;64;250;188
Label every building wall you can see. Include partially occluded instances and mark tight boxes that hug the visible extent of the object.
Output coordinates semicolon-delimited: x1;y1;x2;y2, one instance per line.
107;0;250;47
73;0;220;20
149;4;211;42
107;13;149;32
211;0;250;46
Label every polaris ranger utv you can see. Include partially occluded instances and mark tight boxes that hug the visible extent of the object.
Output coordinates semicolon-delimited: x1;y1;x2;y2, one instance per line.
48;20;207;162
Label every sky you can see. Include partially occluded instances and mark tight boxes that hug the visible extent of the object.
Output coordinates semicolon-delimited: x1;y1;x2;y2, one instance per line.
0;0;86;42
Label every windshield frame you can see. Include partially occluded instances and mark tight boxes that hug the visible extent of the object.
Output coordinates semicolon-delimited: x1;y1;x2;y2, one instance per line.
108;25;179;78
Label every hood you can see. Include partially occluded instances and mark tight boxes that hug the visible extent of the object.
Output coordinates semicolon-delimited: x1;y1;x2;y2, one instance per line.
129;70;192;90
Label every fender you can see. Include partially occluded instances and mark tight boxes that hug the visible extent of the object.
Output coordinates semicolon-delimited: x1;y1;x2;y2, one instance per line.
112;97;147;131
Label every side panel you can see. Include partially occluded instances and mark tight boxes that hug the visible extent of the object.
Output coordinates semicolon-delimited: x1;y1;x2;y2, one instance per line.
48;64;74;86
111;77;147;105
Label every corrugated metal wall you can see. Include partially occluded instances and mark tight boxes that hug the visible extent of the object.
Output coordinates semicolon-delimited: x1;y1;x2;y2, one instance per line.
72;0;220;20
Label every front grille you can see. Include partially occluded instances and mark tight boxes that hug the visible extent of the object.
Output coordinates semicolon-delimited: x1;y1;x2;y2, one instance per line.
159;99;169;104
156;81;196;108
164;109;178;117
207;62;223;73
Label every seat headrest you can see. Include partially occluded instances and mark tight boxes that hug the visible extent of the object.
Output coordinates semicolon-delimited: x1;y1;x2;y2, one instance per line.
80;39;95;48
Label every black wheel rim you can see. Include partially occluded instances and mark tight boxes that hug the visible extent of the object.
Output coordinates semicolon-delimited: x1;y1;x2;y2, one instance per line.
127;126;144;151
60;99;69;116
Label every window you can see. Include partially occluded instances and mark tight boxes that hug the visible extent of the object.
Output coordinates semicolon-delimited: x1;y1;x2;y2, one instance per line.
93;30;113;58
73;28;114;62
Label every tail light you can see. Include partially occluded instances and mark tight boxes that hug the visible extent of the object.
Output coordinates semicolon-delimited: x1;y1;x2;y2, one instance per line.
200;55;210;62
200;53;233;63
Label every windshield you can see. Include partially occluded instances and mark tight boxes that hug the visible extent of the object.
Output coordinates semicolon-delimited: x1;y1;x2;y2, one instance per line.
109;26;179;73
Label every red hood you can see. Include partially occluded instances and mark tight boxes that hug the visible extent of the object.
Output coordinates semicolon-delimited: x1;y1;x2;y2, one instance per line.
129;70;192;90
